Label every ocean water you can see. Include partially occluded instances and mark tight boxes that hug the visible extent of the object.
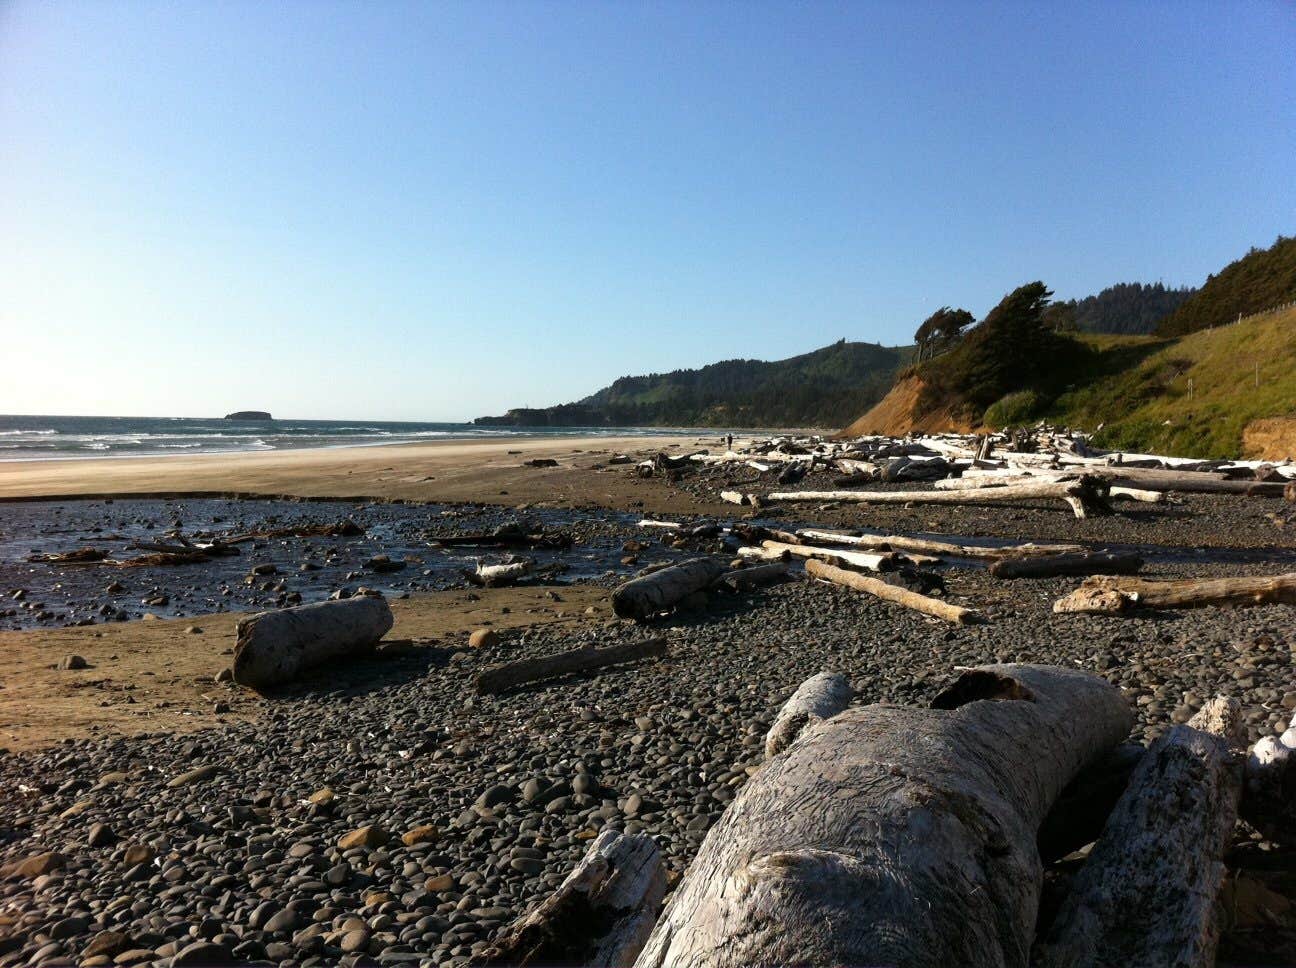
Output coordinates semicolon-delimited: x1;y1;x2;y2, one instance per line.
0;414;687;461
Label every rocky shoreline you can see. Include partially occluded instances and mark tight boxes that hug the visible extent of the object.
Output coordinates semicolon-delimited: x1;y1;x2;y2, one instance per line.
4;443;1296;965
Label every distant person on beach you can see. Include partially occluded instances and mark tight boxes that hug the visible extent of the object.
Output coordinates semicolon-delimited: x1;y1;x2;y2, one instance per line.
726;434;734;450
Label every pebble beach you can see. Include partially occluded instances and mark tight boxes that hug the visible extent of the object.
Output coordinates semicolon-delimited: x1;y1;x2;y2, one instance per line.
2;437;1295;965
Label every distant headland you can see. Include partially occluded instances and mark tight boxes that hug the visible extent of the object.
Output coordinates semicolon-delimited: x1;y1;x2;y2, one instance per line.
223;411;273;420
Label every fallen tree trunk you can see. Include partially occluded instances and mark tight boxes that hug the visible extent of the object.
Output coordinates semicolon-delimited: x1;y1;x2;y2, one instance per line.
805;558;979;624
989;551;1143;580
1054;572;1296;614
769;476;1110;519
475;638;667;694
1102;469;1287;497
633;664;1132;968
471;829;666;967
764;672;853;758
796;528;1084;560
233;596;394;689
1034;712;1242;968
612;558;730;620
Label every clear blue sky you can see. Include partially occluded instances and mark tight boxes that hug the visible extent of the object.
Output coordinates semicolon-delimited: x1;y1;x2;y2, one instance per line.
2;1;1293;421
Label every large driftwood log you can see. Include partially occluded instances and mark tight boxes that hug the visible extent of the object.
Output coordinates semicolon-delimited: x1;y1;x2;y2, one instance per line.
805;558;979;624
475;638;667;694
1102;470;1287;497
764;672;853;758
796;528;1084;560
612;558;730;620
989;551;1143;580
1034;713;1242;968
1054;572;1296;613
233;596;394;689
633;665;1133;968
769;476;1109;519
471;829;666;967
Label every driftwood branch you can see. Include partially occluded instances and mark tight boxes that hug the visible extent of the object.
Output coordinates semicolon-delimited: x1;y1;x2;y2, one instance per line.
1054;572;1296;614
768;476;1110;519
805;558;979;624
796;528;1084;561
989;551;1143;580
475;638;667;694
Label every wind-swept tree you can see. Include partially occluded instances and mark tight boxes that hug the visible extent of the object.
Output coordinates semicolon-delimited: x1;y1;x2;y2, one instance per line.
914;306;975;361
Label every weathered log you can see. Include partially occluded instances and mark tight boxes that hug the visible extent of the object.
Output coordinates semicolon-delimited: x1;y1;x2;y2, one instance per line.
1054;572;1296;614
467;558;534;587
1034;711;1242;968
612;558;730;620
769;476;1109;519
805;558;979;624
1102;470;1287;497
764;672;853;758
715;562;788;592
233;596;394;689
759;540;897;573
471;829;666;967
636;519;681;530
796;528;1084;560
633;664;1132;968
475;638;667;694
989;551;1143;580
1108;485;1167;503
718;491;748;506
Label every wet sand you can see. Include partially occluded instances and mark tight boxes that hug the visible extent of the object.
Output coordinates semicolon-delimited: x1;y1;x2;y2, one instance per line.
0;434;732;515
0;584;610;753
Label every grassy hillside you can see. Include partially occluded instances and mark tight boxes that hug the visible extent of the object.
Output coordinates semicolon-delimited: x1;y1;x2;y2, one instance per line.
1047;304;1296;458
1157;235;1296;337
476;339;909;429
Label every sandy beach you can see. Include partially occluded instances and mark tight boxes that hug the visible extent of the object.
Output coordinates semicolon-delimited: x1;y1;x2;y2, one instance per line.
0;434;742;518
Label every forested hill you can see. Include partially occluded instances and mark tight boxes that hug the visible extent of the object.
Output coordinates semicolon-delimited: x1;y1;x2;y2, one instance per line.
1156;235;1296;336
474;339;909;428
1064;282;1195;334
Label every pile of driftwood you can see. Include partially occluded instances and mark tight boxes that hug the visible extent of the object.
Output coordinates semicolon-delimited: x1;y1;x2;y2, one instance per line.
692;430;1295;520
475;663;1296;967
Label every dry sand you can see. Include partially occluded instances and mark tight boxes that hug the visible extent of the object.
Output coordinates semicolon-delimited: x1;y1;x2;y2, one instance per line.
0;434;727;513
0;584;611;753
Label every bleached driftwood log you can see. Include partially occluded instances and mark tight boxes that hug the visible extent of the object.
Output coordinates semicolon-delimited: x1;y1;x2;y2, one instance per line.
475;638;667;694
633;664;1132;968
796;528;1084;560
1102;470;1287;497
805;559;979;624
756;540;897;573
1054;572;1296;614
1034;709;1243;968
472;829;666;967
769;476;1110;519
467;558;534;587
612;558;730;620
637;519;681;530
718;491;749;506
764;672;853;758
989;551;1143;580
233;596;394;689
